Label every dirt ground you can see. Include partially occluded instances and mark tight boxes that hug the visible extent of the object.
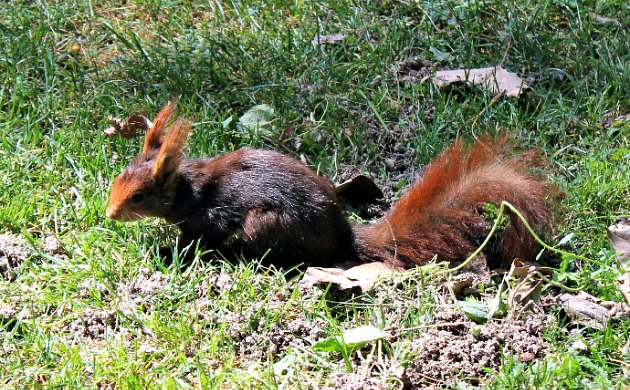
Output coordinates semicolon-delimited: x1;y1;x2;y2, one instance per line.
1;230;567;388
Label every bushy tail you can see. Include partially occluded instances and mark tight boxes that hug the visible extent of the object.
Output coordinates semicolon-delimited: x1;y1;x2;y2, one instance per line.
356;137;562;269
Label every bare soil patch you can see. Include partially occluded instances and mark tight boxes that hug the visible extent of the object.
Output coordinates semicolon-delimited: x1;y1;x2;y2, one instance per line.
0;232;31;280
405;307;550;388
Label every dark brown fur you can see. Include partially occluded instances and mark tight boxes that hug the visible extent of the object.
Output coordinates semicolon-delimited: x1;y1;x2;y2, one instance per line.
107;102;561;269
162;149;358;267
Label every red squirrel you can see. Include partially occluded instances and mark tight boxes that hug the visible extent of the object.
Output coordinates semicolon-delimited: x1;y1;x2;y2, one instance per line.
106;100;560;269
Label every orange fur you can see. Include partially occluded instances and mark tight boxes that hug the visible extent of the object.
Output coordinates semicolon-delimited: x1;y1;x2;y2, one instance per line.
153;119;193;184
357;137;560;268
142;98;179;154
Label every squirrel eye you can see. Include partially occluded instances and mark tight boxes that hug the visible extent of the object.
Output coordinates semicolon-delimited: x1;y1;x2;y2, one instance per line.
131;192;144;203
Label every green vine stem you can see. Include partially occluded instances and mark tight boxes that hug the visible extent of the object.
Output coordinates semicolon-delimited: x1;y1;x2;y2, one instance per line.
440;201;602;276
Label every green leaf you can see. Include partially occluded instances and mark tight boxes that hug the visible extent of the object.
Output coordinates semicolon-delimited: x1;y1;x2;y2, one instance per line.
341;325;385;346
429;46;454;63
273;352;297;376
488;292;508;319
313;325;384;352
488;274;508;320
237;104;275;133
457;301;489;324
561;357;581;379
312;336;341;352
556;233;574;247
220;115;234;129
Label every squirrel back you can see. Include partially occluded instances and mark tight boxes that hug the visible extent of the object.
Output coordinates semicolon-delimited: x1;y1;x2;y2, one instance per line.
355;138;561;269
107;101;560;269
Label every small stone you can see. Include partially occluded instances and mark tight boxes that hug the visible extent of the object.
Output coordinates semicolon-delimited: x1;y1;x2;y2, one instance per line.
384;158;397;171
43;236;63;254
521;352;536;362
0;303;16;320
570;339;588;352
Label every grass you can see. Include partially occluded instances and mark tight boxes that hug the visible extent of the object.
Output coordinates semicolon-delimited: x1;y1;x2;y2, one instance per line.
0;0;629;388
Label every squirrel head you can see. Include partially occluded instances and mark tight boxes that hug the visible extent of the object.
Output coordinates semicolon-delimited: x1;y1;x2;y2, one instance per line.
106;99;192;221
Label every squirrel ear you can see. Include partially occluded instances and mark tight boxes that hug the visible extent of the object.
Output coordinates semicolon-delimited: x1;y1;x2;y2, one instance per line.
152;119;192;192
142;97;179;154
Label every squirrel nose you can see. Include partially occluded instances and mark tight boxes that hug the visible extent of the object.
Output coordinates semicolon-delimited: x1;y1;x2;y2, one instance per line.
106;204;117;219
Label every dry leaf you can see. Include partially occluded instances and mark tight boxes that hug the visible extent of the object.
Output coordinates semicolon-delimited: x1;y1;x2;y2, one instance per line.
300;261;400;293
589;12;620;25
607;219;630;305
618;273;630;306
430;66;532;97
556;292;611;330
103;112;152;138
335;174;384;207
103;116;125;137
501;259;550;308
445;256;493;298
508;274;544;308
507;258;533;278
447;275;475;296
607;218;630;267
608;301;630;319
312;33;346;46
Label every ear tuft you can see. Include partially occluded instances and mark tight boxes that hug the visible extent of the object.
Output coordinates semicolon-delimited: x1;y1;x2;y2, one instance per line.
152;119;193;192
142;97;179;154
